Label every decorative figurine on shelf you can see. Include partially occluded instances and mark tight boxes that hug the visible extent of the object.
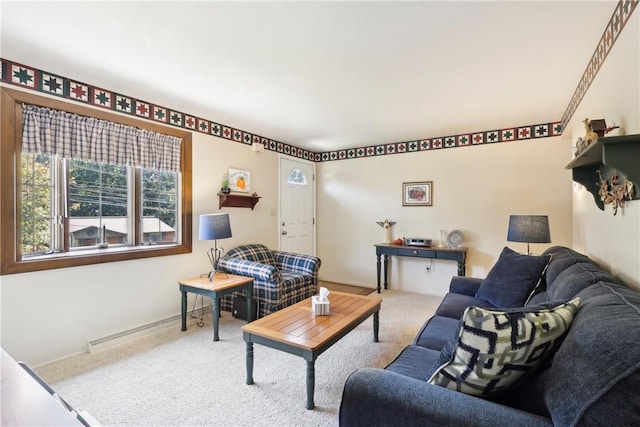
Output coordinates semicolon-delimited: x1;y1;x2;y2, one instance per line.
574;137;587;157
605;124;621;136
583;118;599;146
221;177;231;194
376;219;396;244
597;169;636;216
589;119;607;137
582;119;598;148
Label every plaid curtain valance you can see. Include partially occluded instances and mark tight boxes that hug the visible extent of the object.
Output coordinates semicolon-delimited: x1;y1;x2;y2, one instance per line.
21;104;182;171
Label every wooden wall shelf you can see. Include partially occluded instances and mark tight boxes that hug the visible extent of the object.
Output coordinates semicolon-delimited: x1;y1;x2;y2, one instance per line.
565;134;640;210
218;193;261;210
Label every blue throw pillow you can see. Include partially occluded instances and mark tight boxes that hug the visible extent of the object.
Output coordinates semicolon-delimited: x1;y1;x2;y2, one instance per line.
428;298;580;397
476;246;551;307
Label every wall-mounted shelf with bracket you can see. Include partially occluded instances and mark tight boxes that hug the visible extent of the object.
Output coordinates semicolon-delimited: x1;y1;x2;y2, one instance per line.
565;134;640;210
218;193;261;210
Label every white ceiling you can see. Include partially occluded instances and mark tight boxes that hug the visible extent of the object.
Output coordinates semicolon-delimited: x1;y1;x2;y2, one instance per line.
1;1;617;152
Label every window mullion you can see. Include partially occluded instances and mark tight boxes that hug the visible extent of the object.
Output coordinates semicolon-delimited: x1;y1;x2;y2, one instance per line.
133;167;141;246
48;156;64;253
60;157;69;252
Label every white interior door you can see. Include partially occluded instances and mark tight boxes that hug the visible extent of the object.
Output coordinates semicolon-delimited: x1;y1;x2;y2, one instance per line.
279;157;315;255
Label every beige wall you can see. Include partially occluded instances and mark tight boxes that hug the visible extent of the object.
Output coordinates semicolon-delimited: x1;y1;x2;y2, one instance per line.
566;12;639;289
317;137;573;295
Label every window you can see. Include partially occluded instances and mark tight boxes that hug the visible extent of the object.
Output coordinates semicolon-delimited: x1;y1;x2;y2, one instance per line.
67;159;131;249
1;88;192;274
287;168;308;185
140;168;179;245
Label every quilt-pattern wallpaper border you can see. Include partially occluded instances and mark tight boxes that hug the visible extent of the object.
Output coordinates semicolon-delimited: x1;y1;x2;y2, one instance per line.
0;58;562;163
0;58;315;162
560;0;638;129
0;0;636;163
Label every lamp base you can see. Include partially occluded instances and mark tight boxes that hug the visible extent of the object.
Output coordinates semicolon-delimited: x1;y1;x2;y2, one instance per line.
206;244;226;281
206;270;228;282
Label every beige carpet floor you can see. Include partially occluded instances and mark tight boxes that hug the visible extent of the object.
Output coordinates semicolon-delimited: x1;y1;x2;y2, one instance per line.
319;281;376;296
35;289;442;426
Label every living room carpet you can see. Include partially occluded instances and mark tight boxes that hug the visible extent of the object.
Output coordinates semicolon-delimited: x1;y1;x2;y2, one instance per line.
35;289;442;426
319;280;376;296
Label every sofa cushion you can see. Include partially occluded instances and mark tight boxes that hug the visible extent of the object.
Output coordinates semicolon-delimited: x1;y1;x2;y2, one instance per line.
435;293;495;319
385;345;443;381
226;244;276;266
542;282;640;426
546;262;623;301
428;298;580;397
541;246;595;286
413;315;461;351
476;246;551;307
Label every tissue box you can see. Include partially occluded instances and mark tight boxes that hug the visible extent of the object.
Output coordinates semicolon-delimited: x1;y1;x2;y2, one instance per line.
312;295;331;316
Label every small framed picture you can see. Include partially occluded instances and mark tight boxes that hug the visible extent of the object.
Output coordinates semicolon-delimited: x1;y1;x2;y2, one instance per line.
228;168;251;192
402;181;432;206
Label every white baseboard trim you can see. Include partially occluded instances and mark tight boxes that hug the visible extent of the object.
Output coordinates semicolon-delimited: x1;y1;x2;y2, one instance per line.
88;305;211;353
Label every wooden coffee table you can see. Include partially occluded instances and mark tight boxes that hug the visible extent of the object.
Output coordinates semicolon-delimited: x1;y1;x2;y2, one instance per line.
242;291;381;409
179;273;254;341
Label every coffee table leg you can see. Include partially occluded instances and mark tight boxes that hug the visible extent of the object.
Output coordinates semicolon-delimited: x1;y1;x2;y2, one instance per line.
373;311;379;342
306;360;315;410
212;296;220;341
180;289;187;331
246;341;254;385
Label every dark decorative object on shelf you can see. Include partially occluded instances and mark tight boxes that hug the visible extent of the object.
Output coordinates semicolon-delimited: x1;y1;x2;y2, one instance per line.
589;119;607;137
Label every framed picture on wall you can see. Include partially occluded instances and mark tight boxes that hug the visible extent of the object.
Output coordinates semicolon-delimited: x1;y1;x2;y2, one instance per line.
402;181;432;206
228;168;251;192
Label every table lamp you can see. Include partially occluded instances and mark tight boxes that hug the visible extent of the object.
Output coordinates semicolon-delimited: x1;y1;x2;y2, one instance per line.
199;213;232;280
507;215;550;255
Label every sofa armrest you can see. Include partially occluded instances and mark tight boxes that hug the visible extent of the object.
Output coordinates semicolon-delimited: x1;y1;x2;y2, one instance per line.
217;257;280;285
449;276;484;296
339;368;552;427
273;251;321;278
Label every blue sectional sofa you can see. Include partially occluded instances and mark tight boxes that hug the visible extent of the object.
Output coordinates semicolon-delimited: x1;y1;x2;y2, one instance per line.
339;246;640;426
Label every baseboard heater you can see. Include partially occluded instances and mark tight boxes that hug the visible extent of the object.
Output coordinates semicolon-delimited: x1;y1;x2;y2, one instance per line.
88;305;211;353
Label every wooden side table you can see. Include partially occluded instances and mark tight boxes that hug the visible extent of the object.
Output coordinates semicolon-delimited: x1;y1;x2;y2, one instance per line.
179;273;254;341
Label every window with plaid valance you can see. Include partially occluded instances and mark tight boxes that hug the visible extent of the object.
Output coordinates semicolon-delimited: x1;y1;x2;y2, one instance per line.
21;104;182;172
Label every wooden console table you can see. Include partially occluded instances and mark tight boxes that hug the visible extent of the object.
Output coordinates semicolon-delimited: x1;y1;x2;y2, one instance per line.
374;243;467;293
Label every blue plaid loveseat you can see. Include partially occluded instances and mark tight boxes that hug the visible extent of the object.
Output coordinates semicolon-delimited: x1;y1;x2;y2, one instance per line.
217;244;321;318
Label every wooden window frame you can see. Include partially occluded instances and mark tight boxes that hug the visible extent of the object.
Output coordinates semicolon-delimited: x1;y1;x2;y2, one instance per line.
1;87;193;275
